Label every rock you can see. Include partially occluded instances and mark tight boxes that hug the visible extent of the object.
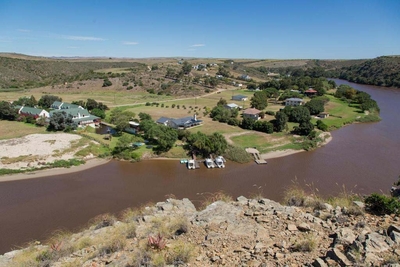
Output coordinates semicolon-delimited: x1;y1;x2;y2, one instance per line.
254;242;265;250
326;248;352;266
287;224;298;231
275;252;284;259
297;222;311;232
390;231;400;244
365;232;390;253
323;203;334;211
388;224;400;236
312;257;328;267
335;227;356;247
237;196;248;204
364;252;382;266
352;201;365;209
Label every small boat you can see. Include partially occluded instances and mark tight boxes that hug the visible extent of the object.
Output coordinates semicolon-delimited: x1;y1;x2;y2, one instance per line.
214;156;225;168
205;158;215;168
187;159;195;169
180;159;188;164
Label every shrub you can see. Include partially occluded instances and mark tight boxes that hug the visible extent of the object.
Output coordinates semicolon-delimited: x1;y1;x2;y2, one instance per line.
166;240;195;265
145;102;151;106
293;233;317;252
127;85;133;90
265;110;275;116
364;193;400;215
90;213;117;230
224;145;253;163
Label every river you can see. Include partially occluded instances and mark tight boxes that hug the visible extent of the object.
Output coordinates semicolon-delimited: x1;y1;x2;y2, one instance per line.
0;80;399;254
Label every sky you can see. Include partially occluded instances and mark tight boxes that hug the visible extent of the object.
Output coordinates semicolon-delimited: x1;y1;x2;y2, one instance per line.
0;0;399;59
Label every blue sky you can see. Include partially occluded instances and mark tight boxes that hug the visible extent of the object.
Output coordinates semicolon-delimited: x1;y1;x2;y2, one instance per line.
0;0;399;59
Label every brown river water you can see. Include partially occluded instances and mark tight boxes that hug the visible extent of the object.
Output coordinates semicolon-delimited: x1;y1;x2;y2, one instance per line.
0;80;399;254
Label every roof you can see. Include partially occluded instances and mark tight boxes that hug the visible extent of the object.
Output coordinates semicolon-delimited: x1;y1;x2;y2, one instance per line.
232;95;247;99
52;101;63;108
72;115;100;122
305;89;317;93
286;98;304;102
20;106;45;116
243;108;261;115
156;117;170;124
50;108;90;117
226;103;239;108
171;116;198;126
61;103;81;109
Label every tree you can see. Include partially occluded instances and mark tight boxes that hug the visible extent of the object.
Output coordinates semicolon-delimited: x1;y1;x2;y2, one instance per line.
38;95;62;109
71;100;86;107
47;111;77;131
216;66;230;77
114;134;134;153
155;126;178;153
217;98;227;106
91;108;106;119
102;78;112;87
274;111;288;132
181;61;192;75
13;95;37;107
0;101;18;120
293;121;314;136
316;120;328;131
240;117;256;130
209;132;228;155
138;112;152;121
250;91;268;110
254;120;274;133
304;99;325;115
286;106;311;123
360;99;380;112
86;99;98;111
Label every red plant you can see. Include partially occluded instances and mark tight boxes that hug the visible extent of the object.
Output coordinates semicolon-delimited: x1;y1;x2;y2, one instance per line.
50;241;63;252
148;233;166;250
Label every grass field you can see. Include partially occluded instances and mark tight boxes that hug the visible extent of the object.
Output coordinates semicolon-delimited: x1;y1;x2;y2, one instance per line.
0;120;47;140
317;95;364;129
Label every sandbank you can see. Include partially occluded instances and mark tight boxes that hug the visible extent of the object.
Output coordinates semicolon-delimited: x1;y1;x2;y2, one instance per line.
0;158;110;182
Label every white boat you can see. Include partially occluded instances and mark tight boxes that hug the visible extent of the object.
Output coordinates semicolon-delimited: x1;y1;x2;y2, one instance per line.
205;158;215;168
187;159;195;170
214;156;225;168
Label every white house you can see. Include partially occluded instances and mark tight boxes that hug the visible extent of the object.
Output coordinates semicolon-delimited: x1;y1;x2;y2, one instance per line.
225;103;241;110
232;95;248;101
18;106;49;118
285;98;304;106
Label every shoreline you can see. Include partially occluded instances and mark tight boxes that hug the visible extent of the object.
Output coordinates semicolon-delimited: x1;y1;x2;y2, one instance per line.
0;158;111;183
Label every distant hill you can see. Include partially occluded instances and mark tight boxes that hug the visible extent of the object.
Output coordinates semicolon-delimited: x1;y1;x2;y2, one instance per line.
338;56;400;88
0;55;145;89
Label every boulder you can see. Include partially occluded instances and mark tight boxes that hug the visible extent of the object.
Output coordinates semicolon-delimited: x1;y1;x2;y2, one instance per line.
312;258;329;267
365;232;390;253
236;196;248;205
326;248;352;266
335;228;356;247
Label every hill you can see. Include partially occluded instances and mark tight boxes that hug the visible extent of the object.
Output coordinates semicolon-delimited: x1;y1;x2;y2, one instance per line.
1;195;399;266
338;56;400;87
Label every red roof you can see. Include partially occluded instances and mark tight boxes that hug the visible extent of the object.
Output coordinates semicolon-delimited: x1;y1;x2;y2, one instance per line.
243;108;261;115
305;89;317;93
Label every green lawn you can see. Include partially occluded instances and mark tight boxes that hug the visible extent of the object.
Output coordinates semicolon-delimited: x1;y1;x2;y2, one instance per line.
0;120;47;140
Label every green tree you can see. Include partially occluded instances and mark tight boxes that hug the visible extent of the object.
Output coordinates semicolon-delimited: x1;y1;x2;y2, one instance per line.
316;120;328;131
209;132;228;155
273;111;288;132
240;117;256;130
86;98;98;111
38;95;62;109
254;120;274;133
154;126;178;153
217;98;227;106
102;78;112;87
250;91;268;110
181;61;192;75
91;108;106;119
293;121;314;136
47;111;77;131
304;99;325;115
13;95;37;107
216;66;230;77
138;112;152;121
0;101;18;120
286;106;311;123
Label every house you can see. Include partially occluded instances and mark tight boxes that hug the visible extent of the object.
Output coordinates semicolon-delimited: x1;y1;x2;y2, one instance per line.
242;108;261;120
240;74;251;81
156;115;202;129
225;103;241;110
18;106;49;119
317;112;330;119
232;95;248;101
50;108;100;126
304;88;318;97
285;98;304;106
51;101;83;110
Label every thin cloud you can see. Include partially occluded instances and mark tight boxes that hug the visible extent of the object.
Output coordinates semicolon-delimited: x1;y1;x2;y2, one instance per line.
67;46;79;49
188;48;196;51
191;44;205;47
123;41;139;45
60;35;106;41
17;29;31;32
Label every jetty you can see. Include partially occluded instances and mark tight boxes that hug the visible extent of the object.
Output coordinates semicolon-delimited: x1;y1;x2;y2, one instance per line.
245;148;267;164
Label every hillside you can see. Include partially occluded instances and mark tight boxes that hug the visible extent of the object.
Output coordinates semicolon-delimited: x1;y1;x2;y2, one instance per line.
0;56;146;89
338;56;400;87
1;195;399;266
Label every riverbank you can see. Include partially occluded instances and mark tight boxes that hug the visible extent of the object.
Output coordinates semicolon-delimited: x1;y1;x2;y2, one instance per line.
0;158;110;182
2;196;398;266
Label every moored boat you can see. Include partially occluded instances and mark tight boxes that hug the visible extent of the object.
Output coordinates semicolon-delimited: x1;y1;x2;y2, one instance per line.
214;156;225;168
205;158;215;168
187;159;195;169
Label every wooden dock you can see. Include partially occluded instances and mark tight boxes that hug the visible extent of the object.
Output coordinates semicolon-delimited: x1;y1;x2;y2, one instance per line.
245;148;267;164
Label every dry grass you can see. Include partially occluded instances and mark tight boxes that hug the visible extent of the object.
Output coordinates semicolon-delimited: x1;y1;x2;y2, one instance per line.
1;154;43;164
165;240;196;265
0;120;47;140
199;191;233;210
88;213;117;230
292;233;318;252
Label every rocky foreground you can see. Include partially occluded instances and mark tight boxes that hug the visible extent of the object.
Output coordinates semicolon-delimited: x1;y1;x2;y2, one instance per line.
1;196;400;266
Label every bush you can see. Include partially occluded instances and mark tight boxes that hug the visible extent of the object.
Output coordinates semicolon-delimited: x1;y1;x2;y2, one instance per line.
127;85;133;90
224;145;253;163
265;110;275;116
102;78;112;87
364;193;400;215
